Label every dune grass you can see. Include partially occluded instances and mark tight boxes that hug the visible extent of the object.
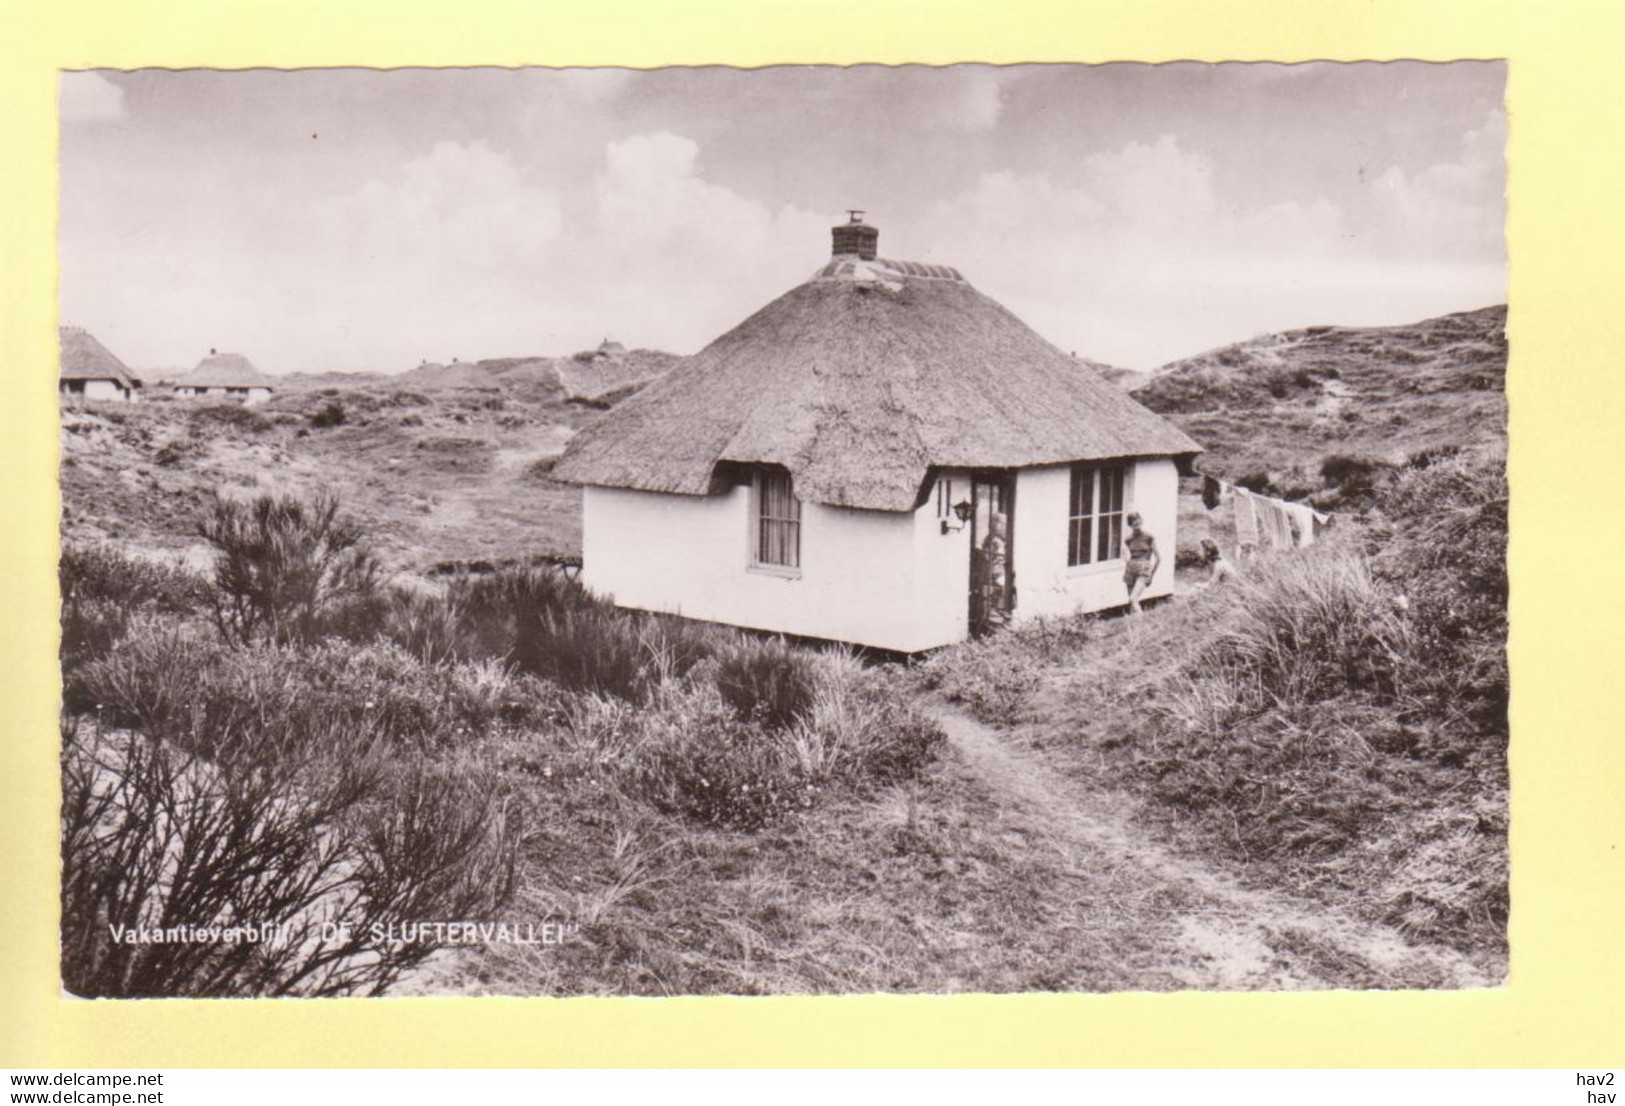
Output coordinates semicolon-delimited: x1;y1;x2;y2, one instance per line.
919;453;1508;966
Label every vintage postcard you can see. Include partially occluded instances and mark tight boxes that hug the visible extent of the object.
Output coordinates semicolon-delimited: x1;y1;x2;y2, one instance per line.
53;62;1509;1000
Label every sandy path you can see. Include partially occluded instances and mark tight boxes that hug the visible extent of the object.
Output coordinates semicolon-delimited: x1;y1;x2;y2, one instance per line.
921;698;1494;991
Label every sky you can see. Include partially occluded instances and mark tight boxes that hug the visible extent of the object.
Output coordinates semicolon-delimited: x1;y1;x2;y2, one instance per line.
58;63;1506;374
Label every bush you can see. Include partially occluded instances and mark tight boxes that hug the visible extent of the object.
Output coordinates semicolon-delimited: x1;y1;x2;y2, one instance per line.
60;719;517;997
1373;455;1508;733
629;683;807;829
1320;453;1391;500
198;492;381;645
60;543;208;614
310;401;347;428
445;568;723;700
58;545;208;682
1198;552;1410;707
76;624;541;758
713;636;817;730
191;403;273;433
919;614;1095;724
785;654;943;786
546;651;943;831
518;606;649;701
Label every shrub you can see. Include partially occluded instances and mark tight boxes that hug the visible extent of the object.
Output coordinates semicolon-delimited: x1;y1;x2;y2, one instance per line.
154;434;206;466
445;568;722;699
785;654;943;787
554;652;943;830
310;401;347;428
58;545;208;681
1373;455;1508;733
76;625;536;758
1196;551;1410;709
517;606;648;701
377;587;471;665
60;719;517;997
1320;453;1391;499
198;492;381;645
919;614;1095;724
60;543;208;614
191;403;273;433
1406;444;1462;471
630;683;806;829
712;636;818;730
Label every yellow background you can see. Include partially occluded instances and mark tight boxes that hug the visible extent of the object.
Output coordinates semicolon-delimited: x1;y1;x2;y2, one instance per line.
2;0;1621;1068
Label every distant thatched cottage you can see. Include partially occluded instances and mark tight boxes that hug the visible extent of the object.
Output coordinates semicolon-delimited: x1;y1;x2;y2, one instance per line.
59;326;142;402
173;350;274;404
555;216;1201;652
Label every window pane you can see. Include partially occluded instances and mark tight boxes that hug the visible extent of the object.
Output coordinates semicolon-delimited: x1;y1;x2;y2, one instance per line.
755;471;801;567
1070;465;1093;519
1100;512;1122;562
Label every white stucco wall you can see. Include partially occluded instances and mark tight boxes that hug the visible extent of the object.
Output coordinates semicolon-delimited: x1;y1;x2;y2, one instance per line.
579;455;1181;651
175;386;272;405
583;483;958;653
1010;457;1180;621
61;379;134;402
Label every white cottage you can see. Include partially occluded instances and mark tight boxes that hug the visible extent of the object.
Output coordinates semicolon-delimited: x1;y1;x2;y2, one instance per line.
172;351;275;404
554;216;1202;652
59;326;142;402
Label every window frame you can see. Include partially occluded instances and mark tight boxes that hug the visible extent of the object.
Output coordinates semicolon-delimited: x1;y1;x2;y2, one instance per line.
748;468;803;578
1067;463;1129;571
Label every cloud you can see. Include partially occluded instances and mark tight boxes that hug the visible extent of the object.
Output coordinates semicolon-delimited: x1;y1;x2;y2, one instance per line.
1369;107;1506;261
922;135;1434;367
1084;135;1217;225
952;70;1006;132
581;131;834;349
317;140;563;271
60;72;126;123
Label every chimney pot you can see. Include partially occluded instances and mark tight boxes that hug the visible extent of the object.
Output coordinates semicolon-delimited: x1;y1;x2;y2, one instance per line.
831;213;879;261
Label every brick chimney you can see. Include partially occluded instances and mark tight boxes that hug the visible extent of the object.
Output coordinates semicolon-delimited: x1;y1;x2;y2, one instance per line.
831;210;878;260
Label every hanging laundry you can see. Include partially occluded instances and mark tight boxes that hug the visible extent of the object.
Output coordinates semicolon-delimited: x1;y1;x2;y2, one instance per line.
1283;501;1319;547
1266;497;1294;550
1261;497;1285;550
1233;487;1261;556
1202;474;1222;511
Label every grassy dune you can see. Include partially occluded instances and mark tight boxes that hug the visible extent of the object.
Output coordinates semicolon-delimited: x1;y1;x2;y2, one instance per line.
56;306;1509;994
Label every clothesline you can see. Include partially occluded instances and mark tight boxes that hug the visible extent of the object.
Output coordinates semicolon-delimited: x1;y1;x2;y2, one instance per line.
1201;473;1331;556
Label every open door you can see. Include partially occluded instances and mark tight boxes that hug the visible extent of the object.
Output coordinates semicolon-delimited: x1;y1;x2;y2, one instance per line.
967;472;1016;637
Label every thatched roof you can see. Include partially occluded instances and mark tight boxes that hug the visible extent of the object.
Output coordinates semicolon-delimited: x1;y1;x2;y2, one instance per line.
185;352;272;389
555;253;1202;512
59;327;140;388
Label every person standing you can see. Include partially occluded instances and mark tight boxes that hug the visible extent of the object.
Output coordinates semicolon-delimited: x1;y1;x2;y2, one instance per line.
1123;511;1160;613
980;511;1011;631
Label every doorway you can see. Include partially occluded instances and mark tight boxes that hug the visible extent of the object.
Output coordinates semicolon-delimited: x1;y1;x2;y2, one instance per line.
967;472;1016;637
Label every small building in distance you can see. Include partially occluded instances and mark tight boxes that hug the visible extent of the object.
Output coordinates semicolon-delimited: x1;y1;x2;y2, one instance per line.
555;214;1203;653
59;326;142;402
172;350;275;404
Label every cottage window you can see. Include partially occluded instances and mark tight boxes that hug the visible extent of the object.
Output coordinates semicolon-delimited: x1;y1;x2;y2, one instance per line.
62;380;86;395
1068;464;1126;567
752;469;802;571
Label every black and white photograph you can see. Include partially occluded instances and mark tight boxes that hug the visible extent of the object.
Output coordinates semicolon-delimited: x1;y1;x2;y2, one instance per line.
56;62;1508;998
